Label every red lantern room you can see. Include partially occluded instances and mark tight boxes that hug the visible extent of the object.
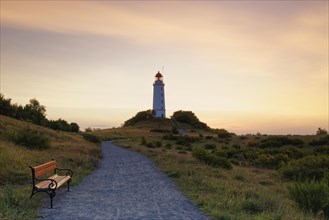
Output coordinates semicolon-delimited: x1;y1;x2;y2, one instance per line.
155;71;163;81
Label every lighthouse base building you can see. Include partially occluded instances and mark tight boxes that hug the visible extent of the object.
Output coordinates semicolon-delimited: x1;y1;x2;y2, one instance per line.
153;71;166;118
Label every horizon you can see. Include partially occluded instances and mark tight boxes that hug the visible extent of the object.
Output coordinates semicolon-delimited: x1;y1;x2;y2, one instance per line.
1;1;328;135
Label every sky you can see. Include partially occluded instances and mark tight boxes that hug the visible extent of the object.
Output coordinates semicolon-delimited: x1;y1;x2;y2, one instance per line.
0;1;328;134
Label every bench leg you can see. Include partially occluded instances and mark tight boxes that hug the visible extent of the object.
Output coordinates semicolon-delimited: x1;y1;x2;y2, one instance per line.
67;180;71;191
47;191;56;209
30;188;35;199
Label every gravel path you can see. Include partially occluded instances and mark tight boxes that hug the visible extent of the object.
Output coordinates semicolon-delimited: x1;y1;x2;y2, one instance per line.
39;141;208;219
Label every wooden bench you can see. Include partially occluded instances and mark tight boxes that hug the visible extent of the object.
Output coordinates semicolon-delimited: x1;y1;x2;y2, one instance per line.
29;159;73;208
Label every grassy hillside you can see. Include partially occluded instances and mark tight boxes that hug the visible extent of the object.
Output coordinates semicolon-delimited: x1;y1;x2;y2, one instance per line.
0;115;101;219
94;120;329;220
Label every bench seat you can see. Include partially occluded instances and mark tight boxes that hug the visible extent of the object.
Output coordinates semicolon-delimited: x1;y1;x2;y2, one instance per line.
35;174;71;190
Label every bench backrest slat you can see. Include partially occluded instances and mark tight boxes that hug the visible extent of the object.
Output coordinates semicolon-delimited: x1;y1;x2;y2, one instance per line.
33;161;57;178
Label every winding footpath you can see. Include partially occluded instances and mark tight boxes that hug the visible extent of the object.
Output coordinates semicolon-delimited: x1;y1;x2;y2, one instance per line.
39;141;208;219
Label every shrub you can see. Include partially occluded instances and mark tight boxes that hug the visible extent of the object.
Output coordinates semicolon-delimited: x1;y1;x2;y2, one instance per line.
241;199;264;214
309;135;329;146
141;137;147;145
146;142;154;148
280;155;329;181
217;129;232;139
82;133;101;143
155;141;162;148
171;127;179;134
288;179;329;217
124;109;154;126
163;134;178;140
192;147;232;169
204;143;216;150
234;174;245;181
265;146;305;159
175;140;190;147
150;128;170;133
166;170;181;178
164;143;172;149
172;110;209;129
247;141;258;147
213;149;228;158
315;146;329;155
260;136;304;148
316;128;328;135
255;153;289;169
11;127;50;150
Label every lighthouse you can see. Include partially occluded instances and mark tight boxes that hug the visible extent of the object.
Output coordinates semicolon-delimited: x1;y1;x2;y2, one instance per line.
153;71;166;118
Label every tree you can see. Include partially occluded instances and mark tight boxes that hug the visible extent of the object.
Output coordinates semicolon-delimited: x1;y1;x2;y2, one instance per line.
316;128;328;135
70;122;80;132
0;93;14;116
172;110;209;130
124;110;154;126
24;98;47;125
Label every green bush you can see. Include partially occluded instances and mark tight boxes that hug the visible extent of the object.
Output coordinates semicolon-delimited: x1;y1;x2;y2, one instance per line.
146;142;155;148
288;178;329;217
164;143;172;149
204;143;216;150
260;136;304;148
11;127;50;150
280;155;329;181
241;199;264;214
82;133;100;143
155;141;162;148
255;153;289;169
315;146;329;154
213;149;228;158
140;137;147;145
217;129;232;139
309;135;329;146
176;139;191;147
150;128;170;133
172;110;209;129
163;134;178;140
124;109;154;126
192;147;232;169
264;147;305;159
171;127;179;134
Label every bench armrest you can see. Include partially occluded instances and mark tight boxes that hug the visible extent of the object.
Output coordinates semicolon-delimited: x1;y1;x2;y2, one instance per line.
34;177;58;190
56;168;73;177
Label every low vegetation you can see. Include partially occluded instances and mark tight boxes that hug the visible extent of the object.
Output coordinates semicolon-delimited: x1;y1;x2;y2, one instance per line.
93;112;329;220
0;115;101;219
10;127;51;150
1;106;328;219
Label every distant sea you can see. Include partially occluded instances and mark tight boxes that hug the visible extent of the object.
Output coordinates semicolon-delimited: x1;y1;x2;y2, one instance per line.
46;107;327;135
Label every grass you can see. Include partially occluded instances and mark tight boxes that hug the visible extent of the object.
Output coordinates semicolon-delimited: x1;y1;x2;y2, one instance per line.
1;115;327;219
0;115;101;219
93;121;326;220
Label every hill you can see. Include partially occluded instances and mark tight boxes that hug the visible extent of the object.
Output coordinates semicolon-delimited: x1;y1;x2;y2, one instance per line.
93;119;329;220
0;115;101;219
123;110;209;131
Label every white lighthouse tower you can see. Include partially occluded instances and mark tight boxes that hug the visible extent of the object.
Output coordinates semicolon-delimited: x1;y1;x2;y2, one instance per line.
153;71;166;118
